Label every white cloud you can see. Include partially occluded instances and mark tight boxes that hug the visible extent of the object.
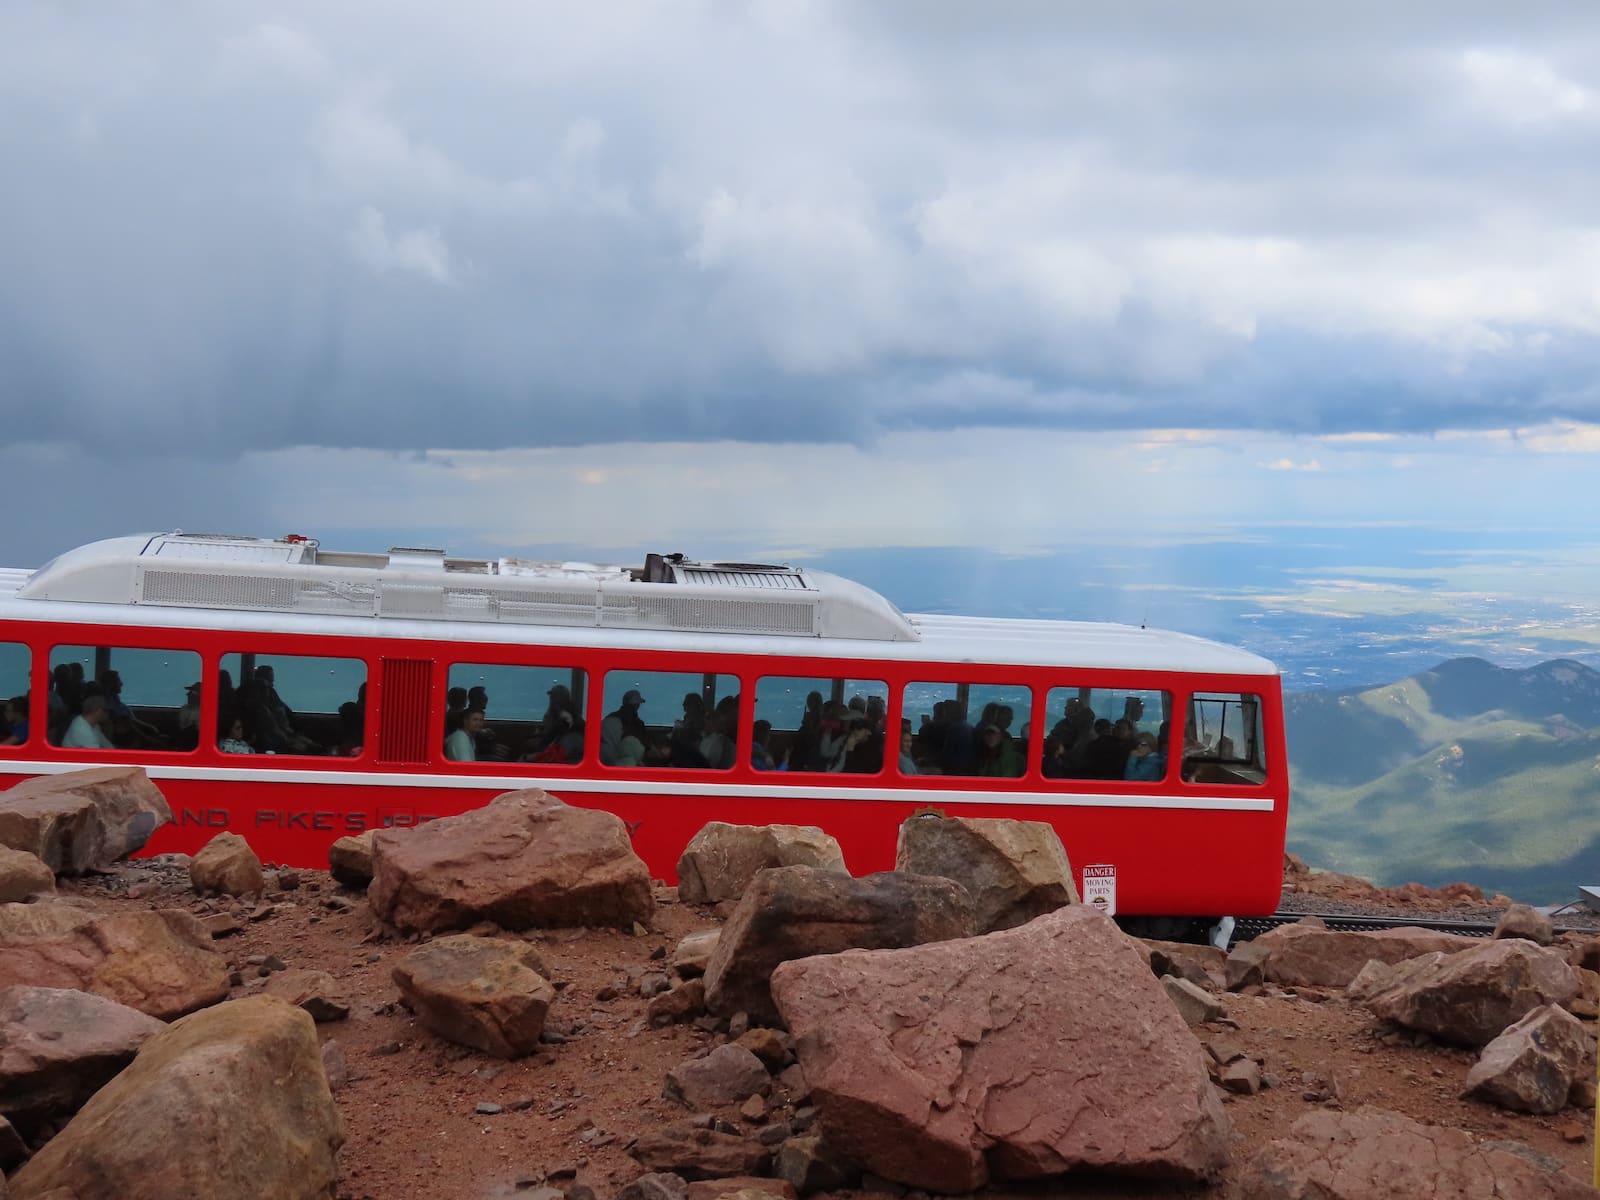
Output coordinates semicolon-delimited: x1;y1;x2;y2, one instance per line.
347;207;459;286
1459;48;1594;123
1261;458;1323;472
218;23;329;82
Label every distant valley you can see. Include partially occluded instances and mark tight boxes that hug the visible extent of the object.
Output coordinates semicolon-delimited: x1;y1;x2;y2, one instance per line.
1286;656;1600;905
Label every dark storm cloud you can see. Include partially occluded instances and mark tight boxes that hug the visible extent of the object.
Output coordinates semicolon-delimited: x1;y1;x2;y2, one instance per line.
5;1;1600;458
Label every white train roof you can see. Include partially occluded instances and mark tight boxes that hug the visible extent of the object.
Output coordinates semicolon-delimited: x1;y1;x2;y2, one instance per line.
0;533;1279;677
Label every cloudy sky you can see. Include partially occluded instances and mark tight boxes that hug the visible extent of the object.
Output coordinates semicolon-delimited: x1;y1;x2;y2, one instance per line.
5;2;1600;668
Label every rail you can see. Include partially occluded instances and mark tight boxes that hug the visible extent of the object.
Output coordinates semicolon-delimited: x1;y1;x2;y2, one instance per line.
1230;910;1589;946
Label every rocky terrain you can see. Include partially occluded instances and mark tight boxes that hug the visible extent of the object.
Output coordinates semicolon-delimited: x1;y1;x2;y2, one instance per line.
0;769;1597;1199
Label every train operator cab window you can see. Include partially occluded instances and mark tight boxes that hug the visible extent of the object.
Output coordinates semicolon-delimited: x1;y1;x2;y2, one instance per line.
1039;686;1172;783
444;663;589;765
217;652;367;759
904;681;1031;778
600;670;741;770
0;643;30;749
48;644;202;753
1182;692;1267;786
752;675;888;774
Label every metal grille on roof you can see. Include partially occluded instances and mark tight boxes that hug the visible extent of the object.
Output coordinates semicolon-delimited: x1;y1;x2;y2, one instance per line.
678;567;809;589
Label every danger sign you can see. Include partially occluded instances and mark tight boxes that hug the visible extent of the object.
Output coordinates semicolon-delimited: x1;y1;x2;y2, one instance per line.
1081;864;1116;916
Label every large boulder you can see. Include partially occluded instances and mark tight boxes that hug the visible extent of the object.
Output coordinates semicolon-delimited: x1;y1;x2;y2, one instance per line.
1362;938;1579;1046
9;995;343;1200
0;901;229;1020
0;847;53;903
704;866;976;1024
771;905;1229;1192
1463;1004;1591;1114
392;934;554;1058
327;829;376;888
1242;1107;1599;1199
677;822;846;905
894;814;1077;933
0;986;164;1130
189;832;264;898
0;768;172;874
369;789;653;932
1225;919;1478;989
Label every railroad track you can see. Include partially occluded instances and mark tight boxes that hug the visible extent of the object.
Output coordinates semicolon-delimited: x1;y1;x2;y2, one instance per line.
1229;910;1590;945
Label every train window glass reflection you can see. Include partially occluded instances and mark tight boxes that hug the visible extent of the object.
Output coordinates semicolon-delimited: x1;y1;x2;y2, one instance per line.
600;670;741;769
218;652;367;758
444;663;589;765
752;676;888;773
904;681;1031;778
1183;692;1267;786
48;644;202;752
0;643;30;749
1039;686;1171;782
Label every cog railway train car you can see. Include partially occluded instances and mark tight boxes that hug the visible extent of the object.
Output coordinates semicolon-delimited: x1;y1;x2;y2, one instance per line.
0;532;1288;934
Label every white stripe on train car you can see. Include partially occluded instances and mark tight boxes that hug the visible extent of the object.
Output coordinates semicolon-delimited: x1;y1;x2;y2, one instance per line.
0;760;1274;811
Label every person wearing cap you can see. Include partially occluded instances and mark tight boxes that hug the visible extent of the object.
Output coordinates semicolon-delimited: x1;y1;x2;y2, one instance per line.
973;722;1023;778
530;684;578;757
600;689;649;765
177;682;202;736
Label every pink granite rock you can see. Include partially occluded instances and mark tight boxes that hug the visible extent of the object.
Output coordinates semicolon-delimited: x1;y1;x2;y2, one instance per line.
893;814;1077;932
704;865;975;1024
392;934;554;1058
1243;1107;1599;1199
1227;919;1477;989
1362;939;1579;1046
9;995;343;1200
0;768;172;874
1463;1004;1591;1114
771;906;1228;1192
0;901;228;1020
369;789;653;932
676;822;846;905
0;985;164;1127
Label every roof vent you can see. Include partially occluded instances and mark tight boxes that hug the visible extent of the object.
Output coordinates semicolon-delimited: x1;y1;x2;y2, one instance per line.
388;547;446;572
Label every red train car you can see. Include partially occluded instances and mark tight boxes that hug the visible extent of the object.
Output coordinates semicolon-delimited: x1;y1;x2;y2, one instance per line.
0;533;1288;930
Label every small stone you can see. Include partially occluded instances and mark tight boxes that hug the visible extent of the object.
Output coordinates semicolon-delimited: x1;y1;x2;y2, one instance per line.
1219;1058;1262;1095
477;1102;504;1115
633;922;649;937
321;1040;351;1091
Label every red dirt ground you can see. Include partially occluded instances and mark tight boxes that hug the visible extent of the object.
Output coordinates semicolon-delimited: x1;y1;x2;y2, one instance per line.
51;861;1600;1200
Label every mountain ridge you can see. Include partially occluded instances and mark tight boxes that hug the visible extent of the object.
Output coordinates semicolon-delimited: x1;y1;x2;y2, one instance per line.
1285;655;1600;903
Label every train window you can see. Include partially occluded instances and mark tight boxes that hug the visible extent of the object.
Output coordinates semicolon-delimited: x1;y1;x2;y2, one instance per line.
1038;686;1172;782
599;670;741;770
48;644;202;753
752;675;889;774
1182;692;1267;786
0;643;30;749
443;663;589;765
218;652;367;758
902;681;1031;778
